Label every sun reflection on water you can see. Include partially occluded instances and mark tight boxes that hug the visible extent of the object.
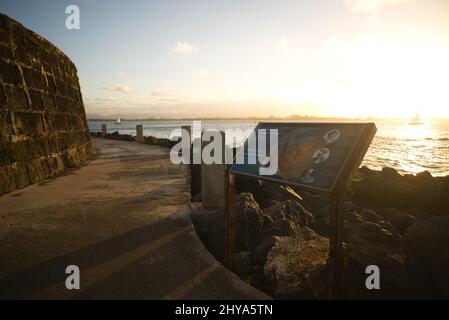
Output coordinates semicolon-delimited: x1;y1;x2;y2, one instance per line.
364;121;449;176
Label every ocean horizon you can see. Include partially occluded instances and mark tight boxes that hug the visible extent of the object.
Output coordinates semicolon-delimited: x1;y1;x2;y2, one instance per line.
88;119;449;177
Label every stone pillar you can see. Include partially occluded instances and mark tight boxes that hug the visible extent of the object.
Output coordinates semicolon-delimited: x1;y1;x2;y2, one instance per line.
201;131;226;209
101;124;107;137
136;125;144;143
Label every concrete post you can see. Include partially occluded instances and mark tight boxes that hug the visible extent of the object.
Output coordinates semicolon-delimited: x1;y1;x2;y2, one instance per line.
101;124;107;137
201;131;226;209
136;125;144;143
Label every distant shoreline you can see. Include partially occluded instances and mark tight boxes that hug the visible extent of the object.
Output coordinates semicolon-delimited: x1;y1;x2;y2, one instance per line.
87;117;449;123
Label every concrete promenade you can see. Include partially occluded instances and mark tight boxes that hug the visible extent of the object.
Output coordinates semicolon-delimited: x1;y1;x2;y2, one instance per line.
0;137;269;299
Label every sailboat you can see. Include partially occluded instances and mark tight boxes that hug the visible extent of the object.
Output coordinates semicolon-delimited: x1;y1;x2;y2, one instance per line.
409;112;423;126
115;116;121;125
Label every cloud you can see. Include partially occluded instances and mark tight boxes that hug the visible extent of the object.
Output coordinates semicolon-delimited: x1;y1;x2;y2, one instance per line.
150;90;193;103
193;70;211;79
343;0;411;29
117;71;128;78
102;83;131;93
344;0;410;13
171;41;198;54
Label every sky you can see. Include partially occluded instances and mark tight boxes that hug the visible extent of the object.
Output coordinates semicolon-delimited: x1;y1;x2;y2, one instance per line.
1;0;449;119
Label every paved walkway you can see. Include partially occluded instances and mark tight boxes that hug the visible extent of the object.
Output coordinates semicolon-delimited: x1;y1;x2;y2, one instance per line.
0;137;269;299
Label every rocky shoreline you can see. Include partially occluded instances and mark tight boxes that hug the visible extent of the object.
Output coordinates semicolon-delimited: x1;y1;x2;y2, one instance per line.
90;131;178;148
193;166;449;299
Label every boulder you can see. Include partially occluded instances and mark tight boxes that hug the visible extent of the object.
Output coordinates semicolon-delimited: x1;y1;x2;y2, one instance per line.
401;216;449;298
235;193;268;250
407;178;440;213
296;191;330;220
312;201;401;246
358;165;375;176
235;178;303;210
251;236;280;267
258;183;303;208
264;228;330;299
436;176;449;213
415;170;434;184
351;174;410;208
143;136;158;145
258;218;300;239
156;138;171;148
374;208;417;234
310;201;414;298
381;167;402;181
341;240;410;299
263;199;315;228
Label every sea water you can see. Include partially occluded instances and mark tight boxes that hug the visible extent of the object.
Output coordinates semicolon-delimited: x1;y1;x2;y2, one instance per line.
88;119;449;176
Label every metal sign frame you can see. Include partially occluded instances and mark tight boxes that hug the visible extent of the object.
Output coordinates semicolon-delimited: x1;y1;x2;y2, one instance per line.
225;121;377;299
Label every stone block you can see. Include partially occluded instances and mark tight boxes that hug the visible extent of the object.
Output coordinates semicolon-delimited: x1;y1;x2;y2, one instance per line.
0;15;11;44
12;111;45;136
0;60;22;85
29;89;44;111
0;110;13;141
0;44;13;61
4;85;30;110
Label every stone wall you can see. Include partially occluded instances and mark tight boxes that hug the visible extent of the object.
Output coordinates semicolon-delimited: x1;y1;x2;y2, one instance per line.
0;14;93;195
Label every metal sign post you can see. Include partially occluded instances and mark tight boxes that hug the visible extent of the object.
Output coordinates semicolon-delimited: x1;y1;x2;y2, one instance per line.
224;169;236;269
329;190;345;299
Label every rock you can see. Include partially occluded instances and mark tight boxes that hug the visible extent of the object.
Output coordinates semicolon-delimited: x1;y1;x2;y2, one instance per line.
143;136;158;145
415;170;434;184
234;251;252;274
401;207;433;219
258;183;303;208
401;216;449;298
374;208;417;234
358;165;375;176
296;191;330;220
264;199;315;228
263;228;330;299
235;193;267;250
436;176;449;213
407;178;440;213
156;138;171;148
259;218;299;239
105;132;134;141
351;174;409;208
251;236;280;267
342;240;410;299
309;202;410;298
312;202;400;247
235;178;303;210
381;167;402;180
